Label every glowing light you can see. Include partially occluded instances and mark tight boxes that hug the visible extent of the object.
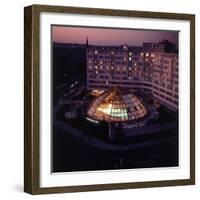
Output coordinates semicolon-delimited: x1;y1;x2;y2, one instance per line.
112;109;128;118
87;88;148;122
97;104;128;119
95;50;98;54
91;89;104;96
86;117;99;124
97;104;112;115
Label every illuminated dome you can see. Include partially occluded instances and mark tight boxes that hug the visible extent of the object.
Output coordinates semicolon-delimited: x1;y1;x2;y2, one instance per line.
87;87;148;122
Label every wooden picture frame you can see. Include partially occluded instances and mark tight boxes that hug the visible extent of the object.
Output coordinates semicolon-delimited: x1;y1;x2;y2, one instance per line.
24;4;195;194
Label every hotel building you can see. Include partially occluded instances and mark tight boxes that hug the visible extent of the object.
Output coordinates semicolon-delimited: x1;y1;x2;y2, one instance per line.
86;41;178;111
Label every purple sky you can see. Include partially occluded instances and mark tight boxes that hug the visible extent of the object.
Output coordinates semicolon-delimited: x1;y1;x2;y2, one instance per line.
52;26;178;46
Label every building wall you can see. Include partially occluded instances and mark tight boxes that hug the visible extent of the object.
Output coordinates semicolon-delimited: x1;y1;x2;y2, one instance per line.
152;52;178;110
86;45;178;111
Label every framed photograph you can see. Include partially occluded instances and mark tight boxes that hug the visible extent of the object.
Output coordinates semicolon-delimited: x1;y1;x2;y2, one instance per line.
24;4;195;194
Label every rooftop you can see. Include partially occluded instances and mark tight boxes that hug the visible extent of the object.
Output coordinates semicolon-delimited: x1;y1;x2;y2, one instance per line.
87;87;148;122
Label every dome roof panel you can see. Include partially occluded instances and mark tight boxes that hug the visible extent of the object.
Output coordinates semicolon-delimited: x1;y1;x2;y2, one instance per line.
87;87;147;122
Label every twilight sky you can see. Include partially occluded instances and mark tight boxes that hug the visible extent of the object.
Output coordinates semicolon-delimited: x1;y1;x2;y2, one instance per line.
52;26;178;46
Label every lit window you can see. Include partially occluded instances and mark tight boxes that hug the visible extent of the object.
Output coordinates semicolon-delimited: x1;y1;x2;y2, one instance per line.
129;57;132;61
134;63;137;66
106;81;108;85
140;52;144;56
123;67;126;71
95;50;98;54
145;58;148;62
111;66;114;70
128;76;131;80
95;70;98;74
89;65;92;69
129;67;132;70
111;51;114;55
106;66;109;70
151;53;155;58
129;52;132;56
100;60;103;64
146;53;149;57
95;66;98;69
100;65;103;69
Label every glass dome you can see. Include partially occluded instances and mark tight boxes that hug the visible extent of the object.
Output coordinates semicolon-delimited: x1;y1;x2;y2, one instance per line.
87;87;147;122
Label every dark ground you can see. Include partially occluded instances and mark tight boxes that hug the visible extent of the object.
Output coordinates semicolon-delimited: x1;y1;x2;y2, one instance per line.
53;125;178;172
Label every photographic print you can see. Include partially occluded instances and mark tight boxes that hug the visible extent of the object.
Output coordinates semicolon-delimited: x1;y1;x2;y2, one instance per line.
24;5;195;194
52;26;179;173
